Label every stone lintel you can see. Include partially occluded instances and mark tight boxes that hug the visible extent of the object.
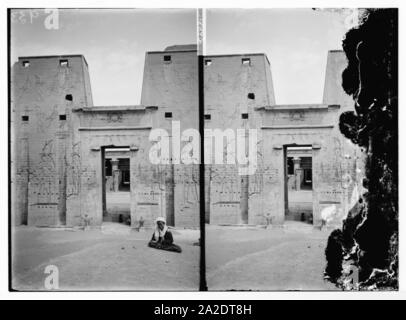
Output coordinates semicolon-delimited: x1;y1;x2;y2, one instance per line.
255;104;340;111
73;105;158;112
79;126;152;131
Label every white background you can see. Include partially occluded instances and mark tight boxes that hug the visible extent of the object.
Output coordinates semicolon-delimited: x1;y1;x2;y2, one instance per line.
0;0;404;300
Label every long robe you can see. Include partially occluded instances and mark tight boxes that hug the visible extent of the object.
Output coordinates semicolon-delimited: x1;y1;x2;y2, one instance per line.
148;230;182;253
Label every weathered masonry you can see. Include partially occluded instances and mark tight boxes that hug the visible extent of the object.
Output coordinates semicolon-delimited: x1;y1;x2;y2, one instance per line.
11;45;199;228
11;45;363;228
204;51;364;226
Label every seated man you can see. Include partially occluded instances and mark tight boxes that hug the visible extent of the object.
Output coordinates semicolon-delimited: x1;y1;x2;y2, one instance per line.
148;217;182;253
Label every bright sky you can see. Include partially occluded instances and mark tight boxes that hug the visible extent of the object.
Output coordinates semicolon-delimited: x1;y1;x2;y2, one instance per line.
10;9;196;106
11;8;350;105
206;8;350;104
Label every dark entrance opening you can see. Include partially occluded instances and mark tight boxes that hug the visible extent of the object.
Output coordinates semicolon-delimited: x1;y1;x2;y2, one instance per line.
284;145;313;224
240;175;249;224
101;146;131;224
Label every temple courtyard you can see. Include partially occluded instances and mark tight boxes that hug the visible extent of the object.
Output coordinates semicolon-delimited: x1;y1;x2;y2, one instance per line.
11;223;200;291
206;222;337;291
12;220;337;291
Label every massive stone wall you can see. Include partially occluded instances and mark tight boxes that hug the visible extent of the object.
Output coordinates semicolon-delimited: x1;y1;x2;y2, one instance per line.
203;51;363;226
203;54;276;224
11;55;92;226
141;47;200;228
66;106;160;227
254;104;362;226
11;47;201;228
323;50;354;110
11;47;362;229
141;47;199;132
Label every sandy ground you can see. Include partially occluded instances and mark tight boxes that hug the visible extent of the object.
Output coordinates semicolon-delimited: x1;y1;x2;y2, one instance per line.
288;190;313;203
12;220;338;291
11;223;200;291
206;221;338;291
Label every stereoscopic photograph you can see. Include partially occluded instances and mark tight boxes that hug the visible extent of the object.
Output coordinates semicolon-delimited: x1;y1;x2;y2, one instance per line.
10;8;200;291
9;7;398;292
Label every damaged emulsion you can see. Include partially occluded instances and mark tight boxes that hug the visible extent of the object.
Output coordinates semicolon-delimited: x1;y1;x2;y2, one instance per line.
325;8;398;290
